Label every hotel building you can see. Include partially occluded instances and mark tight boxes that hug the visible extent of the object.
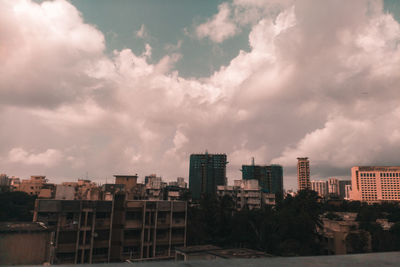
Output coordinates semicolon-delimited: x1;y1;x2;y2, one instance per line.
350;166;400;202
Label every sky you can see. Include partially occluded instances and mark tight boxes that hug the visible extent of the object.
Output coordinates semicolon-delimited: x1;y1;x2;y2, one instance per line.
1;0;400;190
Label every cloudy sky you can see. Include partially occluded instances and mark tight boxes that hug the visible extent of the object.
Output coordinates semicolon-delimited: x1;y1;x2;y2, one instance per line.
1;0;400;190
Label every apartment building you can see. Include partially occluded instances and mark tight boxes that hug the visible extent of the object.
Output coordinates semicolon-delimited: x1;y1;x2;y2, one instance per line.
311;180;328;197
217;179;275;210
297;158;311;191
350;166;400;202
33;196;187;264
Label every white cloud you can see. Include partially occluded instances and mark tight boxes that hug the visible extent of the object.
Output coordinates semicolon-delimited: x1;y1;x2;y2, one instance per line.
196;3;239;43
1;0;400;190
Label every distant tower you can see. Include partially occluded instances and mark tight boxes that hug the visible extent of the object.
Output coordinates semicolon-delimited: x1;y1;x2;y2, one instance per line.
189;153;227;200
297;157;310;191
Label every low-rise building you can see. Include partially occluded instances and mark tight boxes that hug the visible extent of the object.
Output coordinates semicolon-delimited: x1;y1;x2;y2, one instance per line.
33;197;187;264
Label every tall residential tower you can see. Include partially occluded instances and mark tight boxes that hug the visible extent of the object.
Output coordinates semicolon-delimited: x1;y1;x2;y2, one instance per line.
297;157;310;191
189;153;227;200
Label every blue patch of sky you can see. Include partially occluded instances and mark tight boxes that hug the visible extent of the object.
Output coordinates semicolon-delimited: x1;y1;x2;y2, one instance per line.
68;0;251;78
36;0;400;78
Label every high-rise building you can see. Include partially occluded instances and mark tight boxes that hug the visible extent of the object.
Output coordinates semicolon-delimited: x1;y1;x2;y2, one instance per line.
297;157;310;191
311;180;328;197
339;180;351;199
189;153;227;200
328;178;339;196
241;164;283;194
350;166;400;202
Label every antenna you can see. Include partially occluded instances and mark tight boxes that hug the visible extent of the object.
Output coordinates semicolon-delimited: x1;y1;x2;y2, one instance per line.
252;157;255;166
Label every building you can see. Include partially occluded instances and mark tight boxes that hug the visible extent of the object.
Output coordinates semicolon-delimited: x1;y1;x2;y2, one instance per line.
241;163;283;194
311;180;328;197
217;179;275;210
349;166;400;202
297;158;310;191
55;184;76;200
328;178;339;196
115;175;138;191
189;153;227;200
33;197;187;264
0;222;52;265
169;177;187;189
339;180;351;199
344;184;352;200
18;175;48;196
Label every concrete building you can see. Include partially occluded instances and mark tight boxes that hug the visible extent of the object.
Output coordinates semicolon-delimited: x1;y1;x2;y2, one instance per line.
349;166;400;202
328;178;339;196
33;197;187;264
311;180;328;197
339;180;352;199
189;153;227;200
344;184;352;200
55;184;76;200
18;175;48;196
115;175;138;191
297;158;310;191
169;177;187;189
0;222;52;265
241;162;283;194
217;179;274;210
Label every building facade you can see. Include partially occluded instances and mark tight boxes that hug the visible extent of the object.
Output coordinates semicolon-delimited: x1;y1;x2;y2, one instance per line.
33;197;187;264
189;153;227;200
311;180;328;197
350;166;400;202
297;157;311;191
339;180;352;199
241;164;283;194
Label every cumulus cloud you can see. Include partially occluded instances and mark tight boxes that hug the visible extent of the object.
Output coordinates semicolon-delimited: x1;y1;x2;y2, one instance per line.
1;0;400;190
196;3;239;43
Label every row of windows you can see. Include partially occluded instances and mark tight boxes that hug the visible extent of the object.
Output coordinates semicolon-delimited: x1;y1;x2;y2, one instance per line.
360;172;400;178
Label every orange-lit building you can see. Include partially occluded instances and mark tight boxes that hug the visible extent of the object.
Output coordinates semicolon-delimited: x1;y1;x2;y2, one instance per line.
350;166;400;203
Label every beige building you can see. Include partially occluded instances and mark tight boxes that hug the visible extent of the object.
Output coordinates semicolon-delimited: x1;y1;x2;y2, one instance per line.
328;178;339;195
297;157;311;191
311;180;328;197
350;166;400;202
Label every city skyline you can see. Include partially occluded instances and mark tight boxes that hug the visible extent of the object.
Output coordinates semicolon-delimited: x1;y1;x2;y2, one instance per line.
1;0;400;190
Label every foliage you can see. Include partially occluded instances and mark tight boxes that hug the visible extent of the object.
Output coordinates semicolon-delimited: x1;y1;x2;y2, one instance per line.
187;189;324;256
0;191;37;221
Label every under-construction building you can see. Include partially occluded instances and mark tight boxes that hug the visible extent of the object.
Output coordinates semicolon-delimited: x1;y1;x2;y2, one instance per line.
33;196;187;264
